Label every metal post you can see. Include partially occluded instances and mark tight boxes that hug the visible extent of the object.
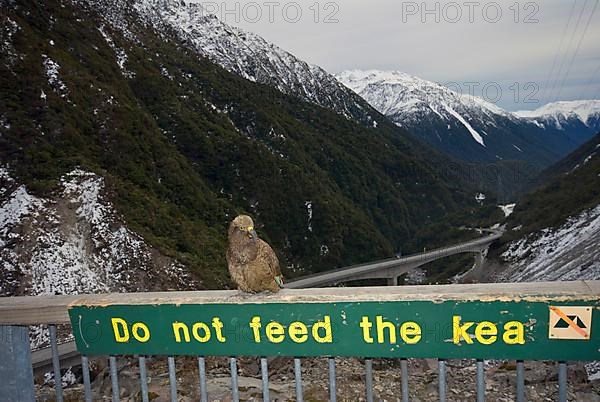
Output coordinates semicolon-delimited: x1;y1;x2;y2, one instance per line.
516;360;525;402
49;324;64;402
261;358;270;401
0;325;36;402
476;360;485;402
329;357;337;401
438;359;446;402
139;356;149;402
401;358;409;402
81;356;93;402
294;358;304;402
168;356;177;402
198;357;208;402
365;359;373;402
558;362;567;402
230;357;240;402
109;356;120;402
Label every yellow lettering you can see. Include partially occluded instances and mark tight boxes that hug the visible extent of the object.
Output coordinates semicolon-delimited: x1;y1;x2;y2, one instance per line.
212;317;226;342
172;322;190;343
312;316;333;343
132;323;150;343
376;315;397;344
111;318;129;343
192;323;211;343
360;316;374;343
475;321;498;345
503;321;525;345
289;321;308;343
249;317;262;343
453;316;474;344
400;321;421;344
266;322;285;343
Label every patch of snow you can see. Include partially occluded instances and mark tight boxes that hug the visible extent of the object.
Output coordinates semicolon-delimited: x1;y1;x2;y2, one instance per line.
320;244;329;256
0;182;44;244
499;203;516;218
442;102;486;147
0;115;9;130
42;54;68;97
305;201;313;232
1;17;20;67
583;153;595;165
97;26;135;78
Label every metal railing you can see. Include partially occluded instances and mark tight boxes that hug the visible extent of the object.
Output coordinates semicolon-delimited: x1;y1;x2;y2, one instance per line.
0;280;598;402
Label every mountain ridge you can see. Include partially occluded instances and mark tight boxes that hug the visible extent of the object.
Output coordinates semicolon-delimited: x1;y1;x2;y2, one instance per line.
74;0;380;127
337;69;599;168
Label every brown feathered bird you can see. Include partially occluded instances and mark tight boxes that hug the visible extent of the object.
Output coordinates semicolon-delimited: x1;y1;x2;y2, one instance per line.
226;215;284;293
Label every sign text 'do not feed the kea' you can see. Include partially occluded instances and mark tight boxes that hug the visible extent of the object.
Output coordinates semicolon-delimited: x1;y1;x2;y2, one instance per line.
69;296;599;361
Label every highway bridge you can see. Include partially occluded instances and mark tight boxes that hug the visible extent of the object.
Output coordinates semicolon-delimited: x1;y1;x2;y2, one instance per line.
287;230;502;288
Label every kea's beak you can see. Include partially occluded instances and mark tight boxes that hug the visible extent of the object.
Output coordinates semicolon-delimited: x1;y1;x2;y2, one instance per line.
248;229;257;239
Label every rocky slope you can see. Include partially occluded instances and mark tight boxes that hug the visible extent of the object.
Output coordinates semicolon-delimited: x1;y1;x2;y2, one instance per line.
499;205;600;282
337;70;598;168
0;167;196;297
490;134;600;282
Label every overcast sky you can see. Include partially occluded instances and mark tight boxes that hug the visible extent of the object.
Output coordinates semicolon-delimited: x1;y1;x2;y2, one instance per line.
202;0;599;111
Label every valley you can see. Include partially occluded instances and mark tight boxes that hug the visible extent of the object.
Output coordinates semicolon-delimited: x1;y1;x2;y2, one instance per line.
0;0;599;400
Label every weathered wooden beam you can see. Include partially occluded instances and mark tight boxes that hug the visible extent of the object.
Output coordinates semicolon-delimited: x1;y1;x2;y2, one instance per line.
0;281;598;325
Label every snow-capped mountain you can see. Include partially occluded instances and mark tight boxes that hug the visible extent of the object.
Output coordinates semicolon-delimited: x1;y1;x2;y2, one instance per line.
75;0;378;126
337;70;598;167
516;100;600;131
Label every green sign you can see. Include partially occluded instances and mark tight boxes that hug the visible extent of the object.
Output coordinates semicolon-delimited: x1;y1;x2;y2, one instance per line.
69;300;600;361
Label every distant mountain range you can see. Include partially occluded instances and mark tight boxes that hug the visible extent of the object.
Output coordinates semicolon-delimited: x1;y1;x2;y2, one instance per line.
337;70;600;168
516;100;600;134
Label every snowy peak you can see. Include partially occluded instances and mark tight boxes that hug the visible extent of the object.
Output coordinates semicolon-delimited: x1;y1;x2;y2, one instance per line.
336;69;511;120
336;69;518;153
516;100;600;126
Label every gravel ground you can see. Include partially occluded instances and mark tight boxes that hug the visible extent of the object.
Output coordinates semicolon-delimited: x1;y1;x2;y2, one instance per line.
36;356;600;401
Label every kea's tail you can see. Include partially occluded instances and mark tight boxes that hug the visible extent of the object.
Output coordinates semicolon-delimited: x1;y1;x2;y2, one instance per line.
275;275;284;288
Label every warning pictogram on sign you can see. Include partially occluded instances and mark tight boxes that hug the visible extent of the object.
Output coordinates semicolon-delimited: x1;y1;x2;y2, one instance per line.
549;306;592;340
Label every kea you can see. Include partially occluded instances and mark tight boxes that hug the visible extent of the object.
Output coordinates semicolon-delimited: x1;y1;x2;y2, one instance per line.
226;215;284;293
